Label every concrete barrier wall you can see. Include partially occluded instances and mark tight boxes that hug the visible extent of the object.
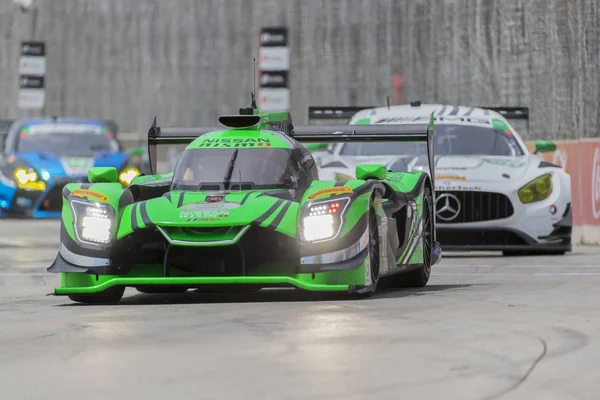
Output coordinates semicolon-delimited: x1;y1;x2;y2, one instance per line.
0;0;599;140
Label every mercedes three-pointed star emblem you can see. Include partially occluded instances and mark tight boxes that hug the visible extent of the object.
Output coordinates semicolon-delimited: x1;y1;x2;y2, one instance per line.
435;193;461;221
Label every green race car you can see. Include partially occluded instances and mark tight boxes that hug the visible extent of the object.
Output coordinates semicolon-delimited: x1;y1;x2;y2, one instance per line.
48;104;442;304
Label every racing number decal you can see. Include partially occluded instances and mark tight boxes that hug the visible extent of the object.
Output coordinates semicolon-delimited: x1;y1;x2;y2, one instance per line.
70;189;109;202
307;186;353;200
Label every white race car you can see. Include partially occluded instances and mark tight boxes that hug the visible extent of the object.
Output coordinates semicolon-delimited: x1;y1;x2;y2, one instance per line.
309;103;572;255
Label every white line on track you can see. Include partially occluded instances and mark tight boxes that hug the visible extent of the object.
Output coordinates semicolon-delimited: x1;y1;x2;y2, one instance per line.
435;273;600;276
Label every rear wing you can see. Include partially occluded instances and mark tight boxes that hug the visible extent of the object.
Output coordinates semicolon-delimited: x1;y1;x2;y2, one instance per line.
478;106;530;134
147;117;216;173
307;106;377;123
146;113;436;183
293;115;436;187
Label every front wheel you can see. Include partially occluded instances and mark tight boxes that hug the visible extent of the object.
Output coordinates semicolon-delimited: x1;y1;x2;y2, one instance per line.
384;187;434;288
68;287;125;304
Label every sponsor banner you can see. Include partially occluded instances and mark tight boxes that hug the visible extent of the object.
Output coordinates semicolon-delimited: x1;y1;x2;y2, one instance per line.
18;55;46;76
257;88;290;112
259;27;288;47
525;139;600;226
19;75;44;89
259;71;288;88
21;41;46;56
17;89;45;110
258;47;290;71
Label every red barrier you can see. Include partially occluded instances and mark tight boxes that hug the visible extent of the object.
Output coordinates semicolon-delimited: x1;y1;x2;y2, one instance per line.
526;139;600;226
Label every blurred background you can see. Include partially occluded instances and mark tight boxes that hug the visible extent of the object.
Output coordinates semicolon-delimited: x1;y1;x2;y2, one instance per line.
0;0;598;139
0;0;599;239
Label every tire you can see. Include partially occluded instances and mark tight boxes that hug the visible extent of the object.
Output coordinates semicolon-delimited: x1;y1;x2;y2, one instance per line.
136;286;188;294
385;186;434;288
68;287;125;304
354;206;381;297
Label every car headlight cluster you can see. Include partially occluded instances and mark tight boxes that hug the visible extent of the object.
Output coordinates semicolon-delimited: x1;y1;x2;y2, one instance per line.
518;174;553;204
300;197;350;242
119;167;140;186
14;167;46;191
70;199;114;245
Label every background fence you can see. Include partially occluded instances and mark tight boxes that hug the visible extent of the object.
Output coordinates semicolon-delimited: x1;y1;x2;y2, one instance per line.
0;0;599;140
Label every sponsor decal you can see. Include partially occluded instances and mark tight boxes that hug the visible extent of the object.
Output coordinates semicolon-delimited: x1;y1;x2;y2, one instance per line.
70;189;109;202
179;202;238;211
179;210;229;220
482;158;526;168
436;184;482;191
197;138;272;148
375;115;489;124
307;186;353;200
593;148;600;219
206;195;223;203
435;175;466;181
549;204;558;215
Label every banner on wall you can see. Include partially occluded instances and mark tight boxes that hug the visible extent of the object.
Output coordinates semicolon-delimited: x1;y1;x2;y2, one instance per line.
257;27;289;112
526;139;600;227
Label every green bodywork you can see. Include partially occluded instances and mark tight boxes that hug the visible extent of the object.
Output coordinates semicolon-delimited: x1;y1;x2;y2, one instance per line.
51;111;433;298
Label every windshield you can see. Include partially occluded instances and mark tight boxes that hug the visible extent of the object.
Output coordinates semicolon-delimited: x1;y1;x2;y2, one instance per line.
172;148;300;191
17;131;120;157
339;124;524;157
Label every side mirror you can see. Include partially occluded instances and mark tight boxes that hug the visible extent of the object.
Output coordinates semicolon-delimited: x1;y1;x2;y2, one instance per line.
534;140;556;154
306;143;329;152
282;175;299;189
356;164;387;181
88;167;118;183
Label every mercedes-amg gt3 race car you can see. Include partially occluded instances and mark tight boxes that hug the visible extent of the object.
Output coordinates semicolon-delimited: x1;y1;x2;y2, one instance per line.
309;103;572;255
0;118;141;218
48;105;442;304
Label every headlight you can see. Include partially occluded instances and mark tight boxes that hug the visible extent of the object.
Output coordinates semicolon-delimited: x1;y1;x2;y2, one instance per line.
14;168;46;191
70;199;114;244
119;168;140;186
518;174;553;204
299;198;350;242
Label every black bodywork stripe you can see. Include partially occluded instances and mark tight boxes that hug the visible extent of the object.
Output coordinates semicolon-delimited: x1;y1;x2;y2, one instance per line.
118;189;134;210
80;183;93;189
334;180;348;187
140;201;153;228
267;200;292;230
253;199;285;226
448;105;460;116
164;192;172;202
177;192;185;208
131;203;140;231
437;105;448;115
240;191;253;205
463;107;475;116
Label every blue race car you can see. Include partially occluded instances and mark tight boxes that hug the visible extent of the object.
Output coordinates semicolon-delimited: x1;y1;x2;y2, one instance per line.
0;117;140;218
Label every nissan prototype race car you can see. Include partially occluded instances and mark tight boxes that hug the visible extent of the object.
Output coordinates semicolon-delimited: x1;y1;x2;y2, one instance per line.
309;103;572;255
0;118;141;218
48;104;442;304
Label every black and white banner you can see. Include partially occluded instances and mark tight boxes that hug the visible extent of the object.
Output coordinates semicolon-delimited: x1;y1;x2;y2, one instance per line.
257;27;289;112
18;41;46;110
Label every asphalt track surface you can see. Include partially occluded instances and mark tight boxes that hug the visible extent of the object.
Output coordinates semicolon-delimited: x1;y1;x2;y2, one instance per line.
1;220;599;400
